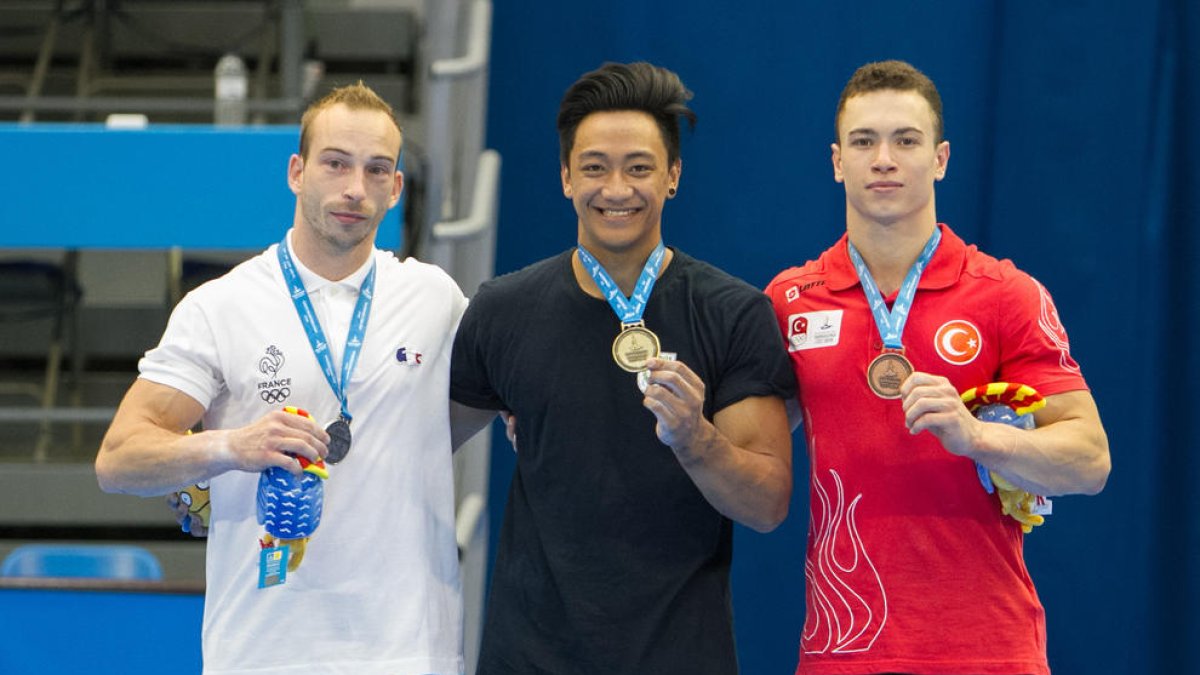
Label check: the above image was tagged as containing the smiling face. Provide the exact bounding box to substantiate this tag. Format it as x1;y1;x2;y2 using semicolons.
832;89;949;233
561;110;681;260
288;103;402;268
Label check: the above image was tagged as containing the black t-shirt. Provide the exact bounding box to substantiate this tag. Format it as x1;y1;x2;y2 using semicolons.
452;249;796;675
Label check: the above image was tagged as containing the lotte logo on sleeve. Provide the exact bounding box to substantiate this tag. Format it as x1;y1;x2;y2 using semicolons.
934;320;981;365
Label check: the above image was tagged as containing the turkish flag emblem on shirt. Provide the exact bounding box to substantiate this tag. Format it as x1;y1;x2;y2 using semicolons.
934;319;982;365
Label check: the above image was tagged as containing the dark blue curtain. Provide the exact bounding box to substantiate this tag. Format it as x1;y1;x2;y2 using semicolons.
483;2;1199;672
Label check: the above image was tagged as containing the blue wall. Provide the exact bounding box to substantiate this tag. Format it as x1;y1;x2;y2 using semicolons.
484;2;1199;674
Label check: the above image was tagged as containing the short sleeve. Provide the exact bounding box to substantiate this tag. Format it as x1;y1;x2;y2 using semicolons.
449;285;504;411
996;272;1089;397
138;293;225;409
711;291;799;414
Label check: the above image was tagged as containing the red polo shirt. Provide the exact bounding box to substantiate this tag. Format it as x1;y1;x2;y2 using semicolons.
766;224;1087;675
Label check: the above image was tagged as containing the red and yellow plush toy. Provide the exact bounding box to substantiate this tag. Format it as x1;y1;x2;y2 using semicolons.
960;383;1051;534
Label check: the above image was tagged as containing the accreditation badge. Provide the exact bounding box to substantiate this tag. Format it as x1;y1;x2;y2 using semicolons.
637;351;677;393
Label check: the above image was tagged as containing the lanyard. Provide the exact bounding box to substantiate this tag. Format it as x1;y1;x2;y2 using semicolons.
576;240;666;324
276;236;375;424
847;227;941;349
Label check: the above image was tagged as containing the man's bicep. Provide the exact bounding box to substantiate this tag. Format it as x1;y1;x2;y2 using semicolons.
713;395;793;465
109;379;206;437
1034;389;1101;428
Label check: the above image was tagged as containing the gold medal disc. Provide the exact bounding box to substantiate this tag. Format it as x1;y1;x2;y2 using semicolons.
612;325;661;372
867;351;913;399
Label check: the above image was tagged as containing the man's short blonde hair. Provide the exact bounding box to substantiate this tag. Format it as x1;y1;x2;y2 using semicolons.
298;81;402;159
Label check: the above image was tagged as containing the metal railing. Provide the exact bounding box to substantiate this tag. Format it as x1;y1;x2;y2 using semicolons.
421;2;499;671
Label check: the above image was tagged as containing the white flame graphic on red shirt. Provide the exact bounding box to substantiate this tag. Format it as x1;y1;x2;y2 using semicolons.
803;468;887;655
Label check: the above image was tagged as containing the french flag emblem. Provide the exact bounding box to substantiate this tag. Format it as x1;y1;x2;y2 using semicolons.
396;347;422;366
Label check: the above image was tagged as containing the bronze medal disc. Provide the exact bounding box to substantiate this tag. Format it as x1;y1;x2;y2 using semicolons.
866;351;913;399
612;325;661;373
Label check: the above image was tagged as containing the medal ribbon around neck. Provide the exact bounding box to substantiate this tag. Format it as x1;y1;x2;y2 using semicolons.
277;236;374;444
576;240;666;324
577;240;666;373
847;227;941;350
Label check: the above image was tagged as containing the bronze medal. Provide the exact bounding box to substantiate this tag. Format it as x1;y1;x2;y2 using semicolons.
866;351;913;399
612;323;661;373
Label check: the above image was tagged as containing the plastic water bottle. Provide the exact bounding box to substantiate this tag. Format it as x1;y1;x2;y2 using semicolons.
214;53;248;126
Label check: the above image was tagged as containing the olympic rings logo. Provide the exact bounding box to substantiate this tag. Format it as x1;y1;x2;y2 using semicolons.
260;388;291;404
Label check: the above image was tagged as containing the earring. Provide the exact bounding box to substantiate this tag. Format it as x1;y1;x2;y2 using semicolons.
668;187;677;197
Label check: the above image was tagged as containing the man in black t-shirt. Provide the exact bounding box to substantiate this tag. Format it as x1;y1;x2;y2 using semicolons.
450;62;797;674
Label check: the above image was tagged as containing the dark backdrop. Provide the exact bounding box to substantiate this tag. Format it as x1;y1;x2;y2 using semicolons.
481;2;1198;673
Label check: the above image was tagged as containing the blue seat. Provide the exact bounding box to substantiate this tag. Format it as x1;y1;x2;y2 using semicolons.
1;544;163;581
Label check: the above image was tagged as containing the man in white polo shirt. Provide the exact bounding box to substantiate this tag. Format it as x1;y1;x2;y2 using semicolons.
96;82;469;675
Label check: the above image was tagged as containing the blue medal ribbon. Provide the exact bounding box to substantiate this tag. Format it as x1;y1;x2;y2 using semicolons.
847;227;941;350
576;240;666;325
277;236;375;425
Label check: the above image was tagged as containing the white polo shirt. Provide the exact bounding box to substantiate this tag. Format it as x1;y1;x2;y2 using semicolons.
141;231;468;675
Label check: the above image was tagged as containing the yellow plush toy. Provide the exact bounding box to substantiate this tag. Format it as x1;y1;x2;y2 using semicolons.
176;429;211;534
990;474;1045;533
179;481;211;529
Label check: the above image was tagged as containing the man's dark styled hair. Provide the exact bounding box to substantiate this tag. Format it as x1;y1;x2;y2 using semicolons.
557;62;697;165
835;60;944;144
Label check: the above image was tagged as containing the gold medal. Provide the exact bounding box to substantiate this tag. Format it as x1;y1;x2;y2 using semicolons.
867;350;913;399
612;322;661;372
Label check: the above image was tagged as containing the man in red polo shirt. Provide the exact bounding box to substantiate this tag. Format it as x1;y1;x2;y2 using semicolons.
765;60;1111;675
